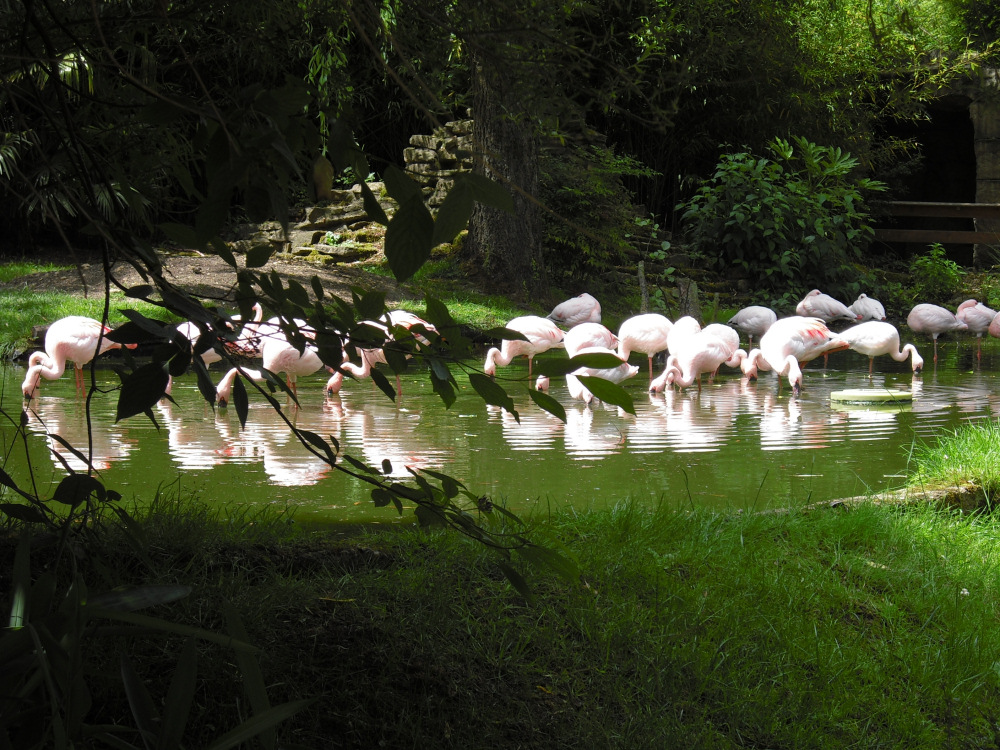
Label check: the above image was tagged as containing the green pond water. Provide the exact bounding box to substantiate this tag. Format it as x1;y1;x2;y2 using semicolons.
4;341;1000;527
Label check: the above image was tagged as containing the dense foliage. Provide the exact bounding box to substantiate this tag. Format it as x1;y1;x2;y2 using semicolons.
678;137;886;304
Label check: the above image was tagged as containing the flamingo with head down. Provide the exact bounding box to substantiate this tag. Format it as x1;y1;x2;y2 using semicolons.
795;289;861;324
22;316;137;399
483;315;564;384
216;330;325;407
758;316;849;396
838;321;923;375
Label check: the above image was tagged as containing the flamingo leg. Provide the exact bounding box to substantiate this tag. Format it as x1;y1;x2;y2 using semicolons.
933;337;939;364
868;357;874;377
75;365;85;393
647;357;654;382
396;374;402;398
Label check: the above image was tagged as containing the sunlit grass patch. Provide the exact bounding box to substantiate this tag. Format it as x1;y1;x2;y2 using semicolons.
0;288;179;354
910;418;1000;499
0;260;71;283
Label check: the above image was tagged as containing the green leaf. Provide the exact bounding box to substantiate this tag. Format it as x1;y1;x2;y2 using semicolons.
245;243;274;269
234;373;250;429
384;194;434;283
528;388;567;423
576;376;635;414
52;474;106;507
369;368;397;402
358;181;388;225
431;179;474;247
0;502;47;524
116;363;170;422
203;700;314;750
89;585;192;613
159;638;199;750
464;172;515;213
371;488;394;508
469;373;518;421
496;561;534;604
120;654;160;739
223;602;275;750
382;164;423;204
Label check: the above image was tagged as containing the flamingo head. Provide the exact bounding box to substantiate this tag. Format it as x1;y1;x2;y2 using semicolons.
535;374;550;392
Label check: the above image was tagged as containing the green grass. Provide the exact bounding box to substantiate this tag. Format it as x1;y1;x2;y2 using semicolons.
0;288;179;354
910;419;1000;500
32;494;1000;748
0;260;70;284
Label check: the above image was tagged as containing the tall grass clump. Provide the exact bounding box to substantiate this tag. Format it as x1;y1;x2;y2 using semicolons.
910;419;1000;500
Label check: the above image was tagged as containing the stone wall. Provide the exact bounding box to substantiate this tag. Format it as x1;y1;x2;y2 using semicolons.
402;118;475;208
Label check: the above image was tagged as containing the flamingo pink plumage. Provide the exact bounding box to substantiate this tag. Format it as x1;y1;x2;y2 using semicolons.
956;299;997;360
564;322;617;358
617;313;673;381
838;321;923;375
484;315;564;384
906;303;968;363
565;346;637;404
759;316;849;395
650;330;734;393
727;305;777;346
795;289;861;323
848;293;886;322
547;293;601;327
216;330;324;407
22;316;136;398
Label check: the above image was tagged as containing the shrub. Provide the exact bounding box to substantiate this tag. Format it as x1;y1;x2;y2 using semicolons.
677;136;886;300
910;243;965;303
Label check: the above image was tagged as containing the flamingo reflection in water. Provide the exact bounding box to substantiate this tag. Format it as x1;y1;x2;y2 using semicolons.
24;396;135;473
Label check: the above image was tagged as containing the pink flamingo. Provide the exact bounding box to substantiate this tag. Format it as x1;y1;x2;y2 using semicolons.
838;321;923;375
547;293;601;327
740;348;772;380
22;316;136;398
333;310;438;397
906;303;968;363
701;323;748;372
564;322;617;358
989;310;1000;340
956;299;996;360
650;330;734;393
848;293;886;322
727;305;777;346
759;316;849;395
216;330;324;407
617;313;673;381
565;346;638;404
795;289;861;324
483;315;564;384
666;315;702;354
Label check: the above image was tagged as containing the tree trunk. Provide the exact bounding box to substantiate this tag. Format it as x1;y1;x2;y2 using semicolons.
465;46;547;297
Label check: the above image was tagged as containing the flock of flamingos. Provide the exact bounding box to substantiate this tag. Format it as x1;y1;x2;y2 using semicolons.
17;289;994;407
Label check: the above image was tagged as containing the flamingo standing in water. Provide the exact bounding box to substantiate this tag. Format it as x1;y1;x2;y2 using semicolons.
838;321;923;375
22;316;136;398
216;330;324;407
547;293;601;327
483;315;564;385
727;306;776;347
650;330;734;393
332;310;438;397
617;313;672;381
956;299;996;361
906;303;968;363
565;346;637;404
759;316;849;395
848;293;886;322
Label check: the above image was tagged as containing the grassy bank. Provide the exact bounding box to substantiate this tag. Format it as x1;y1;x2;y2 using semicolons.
17;493;1000;748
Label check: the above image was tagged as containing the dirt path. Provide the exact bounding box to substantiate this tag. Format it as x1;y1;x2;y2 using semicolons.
1;250;406;305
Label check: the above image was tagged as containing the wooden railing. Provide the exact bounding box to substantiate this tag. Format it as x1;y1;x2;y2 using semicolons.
874;201;1000;245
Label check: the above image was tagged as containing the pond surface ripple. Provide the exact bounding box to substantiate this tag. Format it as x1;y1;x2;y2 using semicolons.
3;346;1000;524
